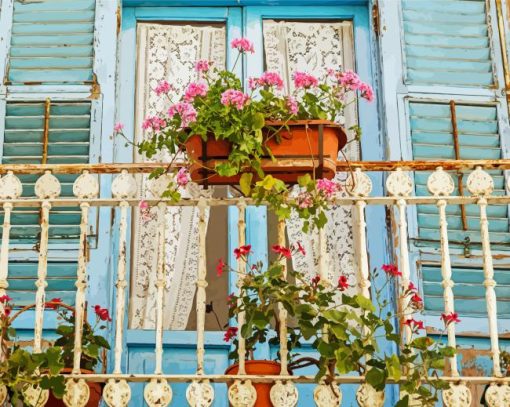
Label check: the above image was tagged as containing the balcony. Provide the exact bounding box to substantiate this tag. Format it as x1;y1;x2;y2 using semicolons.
0;159;509;407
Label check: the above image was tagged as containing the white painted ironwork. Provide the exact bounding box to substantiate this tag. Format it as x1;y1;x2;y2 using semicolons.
0;162;507;406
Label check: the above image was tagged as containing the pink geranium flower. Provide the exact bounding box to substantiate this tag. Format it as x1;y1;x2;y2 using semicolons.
359;82;374;102
168;102;198;128
317;178;340;198
258;71;284;89
337;70;362;91
286;96;299;115
142;116;166;132
221;89;250;110
293;72;318;89
154;80;173;96
231;37;255;53
176;168;190;187
195;60;211;73
184;81;208;102
114;122;124;133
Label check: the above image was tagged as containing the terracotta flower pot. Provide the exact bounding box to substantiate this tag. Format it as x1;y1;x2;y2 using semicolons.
45;368;102;407
185;120;347;185
225;360;286;407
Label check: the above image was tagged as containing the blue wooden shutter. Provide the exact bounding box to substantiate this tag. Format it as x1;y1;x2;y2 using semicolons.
1;100;91;242
7;0;96;85
421;265;510;318
402;0;493;87
410;101;509;248
8;261;78;306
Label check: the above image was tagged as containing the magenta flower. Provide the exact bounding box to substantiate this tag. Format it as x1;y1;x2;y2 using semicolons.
114;122;124;133
221;89;250;110
258;71;284;89
359;82;374;102
297;191;313;208
441;312;461;326
286;96;299;115
0;295;12;304
176;167;190;187
195;59;211;73
224;326;238;342
317;178;339;198
168;102;198;128
248;77;259;90
404;318;424;331
139;200;154;223
142;116;166;132
230;37;255;53
337;70;362;91
184;81;208;102
293;72;318;89
154;80;173;96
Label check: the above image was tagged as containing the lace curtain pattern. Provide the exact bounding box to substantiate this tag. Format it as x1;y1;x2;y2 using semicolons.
263;20;360;293
130;23;226;330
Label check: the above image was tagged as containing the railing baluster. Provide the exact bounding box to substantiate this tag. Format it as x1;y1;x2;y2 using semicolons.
103;170;137;407
427;168;472;407
314;209;343;407
467;167;510;405
23;171;62;406
227;198;257;407
187;197;215;407
145;176;173;407
270;219;299;407
63;171;99;407
347;169;385;407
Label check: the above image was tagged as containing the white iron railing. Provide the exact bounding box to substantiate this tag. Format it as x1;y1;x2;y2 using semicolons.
0;161;509;407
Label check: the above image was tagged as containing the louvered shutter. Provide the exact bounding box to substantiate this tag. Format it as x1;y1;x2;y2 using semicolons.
410;102;509;248
1;101;91;242
8;261;78;306
7;0;96;85
421;265;510;318
402;0;493;87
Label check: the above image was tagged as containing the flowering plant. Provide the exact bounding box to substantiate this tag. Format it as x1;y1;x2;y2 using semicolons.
0;297;111;404
115;37;373;230
222;247;457;406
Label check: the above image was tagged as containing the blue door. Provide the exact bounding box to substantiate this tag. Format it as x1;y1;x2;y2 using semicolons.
118;3;381;406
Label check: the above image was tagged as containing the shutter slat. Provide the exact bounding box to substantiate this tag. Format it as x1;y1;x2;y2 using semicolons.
402;0;493;87
8;0;96;85
422;265;510;317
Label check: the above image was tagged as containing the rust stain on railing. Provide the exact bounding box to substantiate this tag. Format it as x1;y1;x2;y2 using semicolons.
1;159;510;174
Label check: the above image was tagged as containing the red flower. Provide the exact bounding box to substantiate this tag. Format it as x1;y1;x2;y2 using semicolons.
271;245;292;259
4;307;11;317
234;245;252;259
296;242;306;256
382;264;402;277
408;282;417;292
441;312;461;326
410;293;422;304
404;318;424;331
94;305;112;322
311;275;321;288
216;259;227;277
0;295;12;303
46;298;62;310
224;326;238;342
227;293;236;309
338;276;349;291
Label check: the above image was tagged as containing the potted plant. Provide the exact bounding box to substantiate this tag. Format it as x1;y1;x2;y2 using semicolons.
44;299;111;406
0;297;111;406
0;295;65;407
220;245;457;406
114;37;373;230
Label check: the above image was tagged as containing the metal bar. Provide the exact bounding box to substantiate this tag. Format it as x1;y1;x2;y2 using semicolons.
112;201;129;374
495;0;510;99
450;100;468;231
236;199;247;375
72;202;90;374
4;159;510;174
195;198;208;376
277;219;288;375
33;200;51;353
478;196;502;376
154;201;166;375
47;374;510;385
42;98;51;165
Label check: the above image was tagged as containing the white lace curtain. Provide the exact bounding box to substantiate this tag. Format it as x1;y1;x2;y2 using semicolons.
263;20;360;292
129;23;226;330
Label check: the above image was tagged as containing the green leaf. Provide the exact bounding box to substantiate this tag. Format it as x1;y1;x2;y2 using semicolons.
365;368;386;391
330;325;348;341
395;395;409;407
257;175;277;191
240;173;253;196
386;354;401;381
252;113;265;130
355;295;376;312
297;174;311;187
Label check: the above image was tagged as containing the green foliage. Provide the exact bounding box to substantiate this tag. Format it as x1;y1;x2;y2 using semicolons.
226;251;456;405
